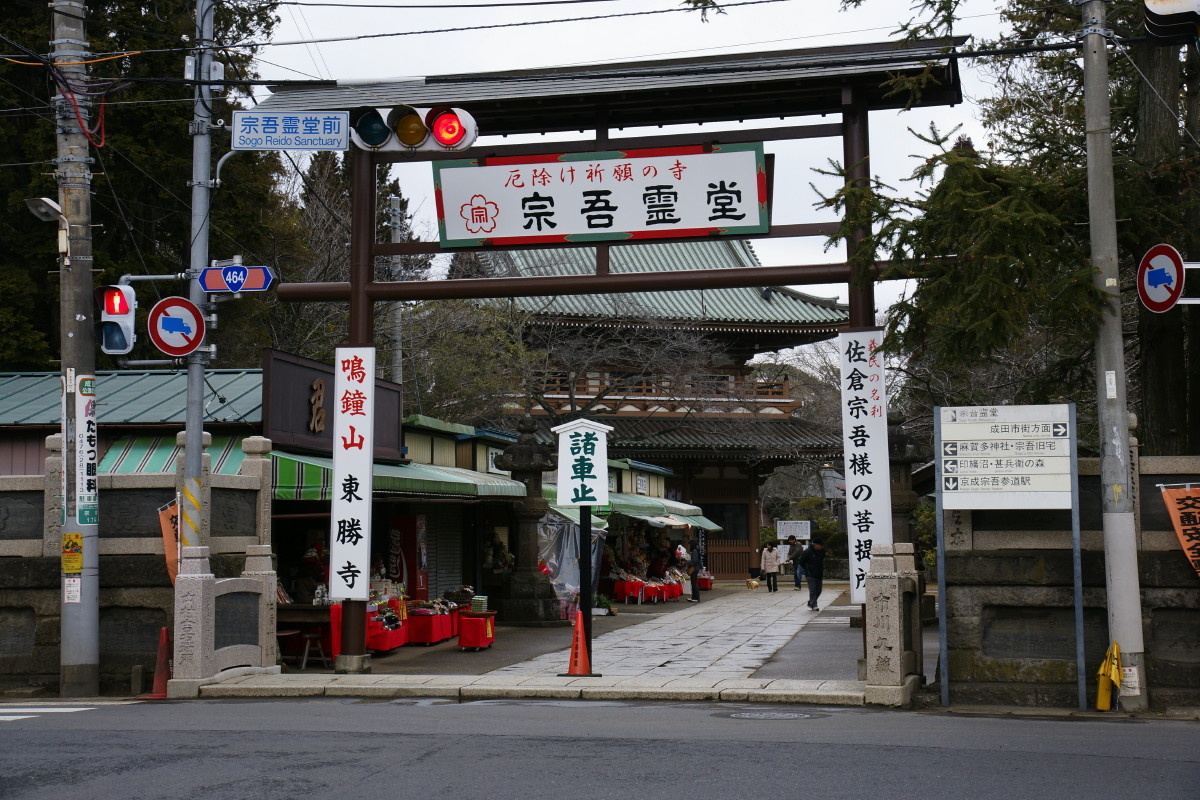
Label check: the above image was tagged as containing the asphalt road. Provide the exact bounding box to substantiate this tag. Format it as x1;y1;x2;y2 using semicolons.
1;698;1196;800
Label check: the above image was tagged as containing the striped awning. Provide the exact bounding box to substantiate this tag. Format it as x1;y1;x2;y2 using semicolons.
100;435;246;476
419;464;525;497
272;451;518;501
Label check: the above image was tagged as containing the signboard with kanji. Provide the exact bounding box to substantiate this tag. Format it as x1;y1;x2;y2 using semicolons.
839;330;894;603
551;419;613;507
328;347;376;601
231;110;349;151
74;375;98;526
938;404;1073;510
434;143;767;247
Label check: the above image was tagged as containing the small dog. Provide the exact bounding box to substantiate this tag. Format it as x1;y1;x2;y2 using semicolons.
745;578;760;591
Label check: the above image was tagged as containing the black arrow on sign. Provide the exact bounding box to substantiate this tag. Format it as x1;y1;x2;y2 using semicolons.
944;477;959;491
1052;423;1068;437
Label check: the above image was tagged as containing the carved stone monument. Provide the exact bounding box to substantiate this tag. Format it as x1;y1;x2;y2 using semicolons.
862;542;925;707
493;416;566;625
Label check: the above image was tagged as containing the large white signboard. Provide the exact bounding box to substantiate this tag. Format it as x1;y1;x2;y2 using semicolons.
328;347;376;601
839;330;893;603
434;143;767;247
551;419;613;507
938;404;1073;510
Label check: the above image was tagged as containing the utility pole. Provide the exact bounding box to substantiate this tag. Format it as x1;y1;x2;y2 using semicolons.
50;0;100;698
182;0;216;550
1081;0;1148;710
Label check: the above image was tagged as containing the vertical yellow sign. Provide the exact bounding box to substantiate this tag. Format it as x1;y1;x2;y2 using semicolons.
61;532;83;574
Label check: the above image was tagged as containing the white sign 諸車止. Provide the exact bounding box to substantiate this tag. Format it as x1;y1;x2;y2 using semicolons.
551;419;613;507
328;347;375;601
839;330;893;603
434;143;767;247
231;110;349;151
938;404;1073;510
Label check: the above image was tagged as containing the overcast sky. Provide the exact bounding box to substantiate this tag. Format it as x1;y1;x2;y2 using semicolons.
246;0;1006;310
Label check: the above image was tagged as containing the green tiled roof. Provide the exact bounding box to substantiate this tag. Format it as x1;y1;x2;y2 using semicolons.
480;240;847;329
0;370;262;426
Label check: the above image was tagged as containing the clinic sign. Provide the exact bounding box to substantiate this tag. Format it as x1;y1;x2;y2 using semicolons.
328;347;376;601
231;110;349;151
434;143;767;247
937;404;1073;510
839;330;893;603
551;419;613;507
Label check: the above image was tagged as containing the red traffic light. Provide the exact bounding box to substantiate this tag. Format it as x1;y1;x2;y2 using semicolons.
103;287;130;316
427;107;467;148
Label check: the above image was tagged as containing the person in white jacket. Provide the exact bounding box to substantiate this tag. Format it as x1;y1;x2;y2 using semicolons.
759;542;782;592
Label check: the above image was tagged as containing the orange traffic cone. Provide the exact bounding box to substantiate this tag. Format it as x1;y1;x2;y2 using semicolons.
142;626;171;699
559;610;597;677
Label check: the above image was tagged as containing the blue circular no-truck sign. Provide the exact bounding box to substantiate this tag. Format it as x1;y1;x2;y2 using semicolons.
147;296;205;357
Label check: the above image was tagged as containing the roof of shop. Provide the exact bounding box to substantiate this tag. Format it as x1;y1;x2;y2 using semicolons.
0;370;262;427
255;38;965;134
479;241;846;331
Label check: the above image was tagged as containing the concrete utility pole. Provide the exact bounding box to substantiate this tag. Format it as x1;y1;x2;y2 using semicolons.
49;0;100;697
1081;0;1148;710
182;0;216;549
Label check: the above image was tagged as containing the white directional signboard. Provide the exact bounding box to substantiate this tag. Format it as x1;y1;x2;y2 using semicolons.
938;404;1073;510
231;110;349;151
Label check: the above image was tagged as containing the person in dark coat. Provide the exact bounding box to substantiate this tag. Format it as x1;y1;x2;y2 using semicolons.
797;537;826;610
785;534;805;591
687;539;704;602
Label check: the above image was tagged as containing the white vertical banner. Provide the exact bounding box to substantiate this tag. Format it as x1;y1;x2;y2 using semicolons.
328;347;375;601
74;375;98;526
839;330;893;603
550;419;614;506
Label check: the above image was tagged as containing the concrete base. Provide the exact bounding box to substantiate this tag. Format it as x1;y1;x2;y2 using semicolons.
167;665;281;699
865;674;922;708
334;654;372;674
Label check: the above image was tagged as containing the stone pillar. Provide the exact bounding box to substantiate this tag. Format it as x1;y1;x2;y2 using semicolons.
43;433;64;558
863;542;924;707
242;544;278;666
239;436;274;546
493;416;565;626
172;545;215;681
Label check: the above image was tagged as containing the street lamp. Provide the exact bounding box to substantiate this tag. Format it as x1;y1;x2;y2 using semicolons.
25;197;71;266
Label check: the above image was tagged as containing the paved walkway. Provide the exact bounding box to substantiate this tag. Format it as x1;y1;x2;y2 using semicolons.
198;582;868;704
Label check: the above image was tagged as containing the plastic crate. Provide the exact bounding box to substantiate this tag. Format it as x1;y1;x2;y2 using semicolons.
471;595;488;612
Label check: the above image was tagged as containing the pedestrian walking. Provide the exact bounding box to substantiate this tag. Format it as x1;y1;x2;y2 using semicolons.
687;538;703;602
785;534;806;591
759;541;781;592
797;537;826;609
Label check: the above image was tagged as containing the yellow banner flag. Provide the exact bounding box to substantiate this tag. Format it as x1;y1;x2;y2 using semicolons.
1096;641;1122;711
1159;486;1200;578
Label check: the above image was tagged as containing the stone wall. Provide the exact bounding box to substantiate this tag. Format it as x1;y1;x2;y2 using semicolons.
941;456;1200;709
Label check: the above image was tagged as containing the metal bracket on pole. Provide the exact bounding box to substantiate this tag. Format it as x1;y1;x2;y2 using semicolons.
119;273;187;283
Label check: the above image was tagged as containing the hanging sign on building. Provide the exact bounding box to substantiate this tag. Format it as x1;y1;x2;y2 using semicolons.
938;404;1073;510
328;347;376;601
551;419;614;507
434;143;767;247
839;330;893;603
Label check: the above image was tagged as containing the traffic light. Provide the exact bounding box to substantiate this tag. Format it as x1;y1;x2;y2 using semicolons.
95;284;136;355
350;106;478;152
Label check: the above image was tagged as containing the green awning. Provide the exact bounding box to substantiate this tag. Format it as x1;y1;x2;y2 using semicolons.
672;514;723;532
272;451;481;501
656;497;704;517
418;464;525;497
100;435;246;476
605;492;671;517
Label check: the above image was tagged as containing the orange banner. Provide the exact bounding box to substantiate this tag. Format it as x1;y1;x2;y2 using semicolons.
159;503;179;585
1159;486;1200;578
